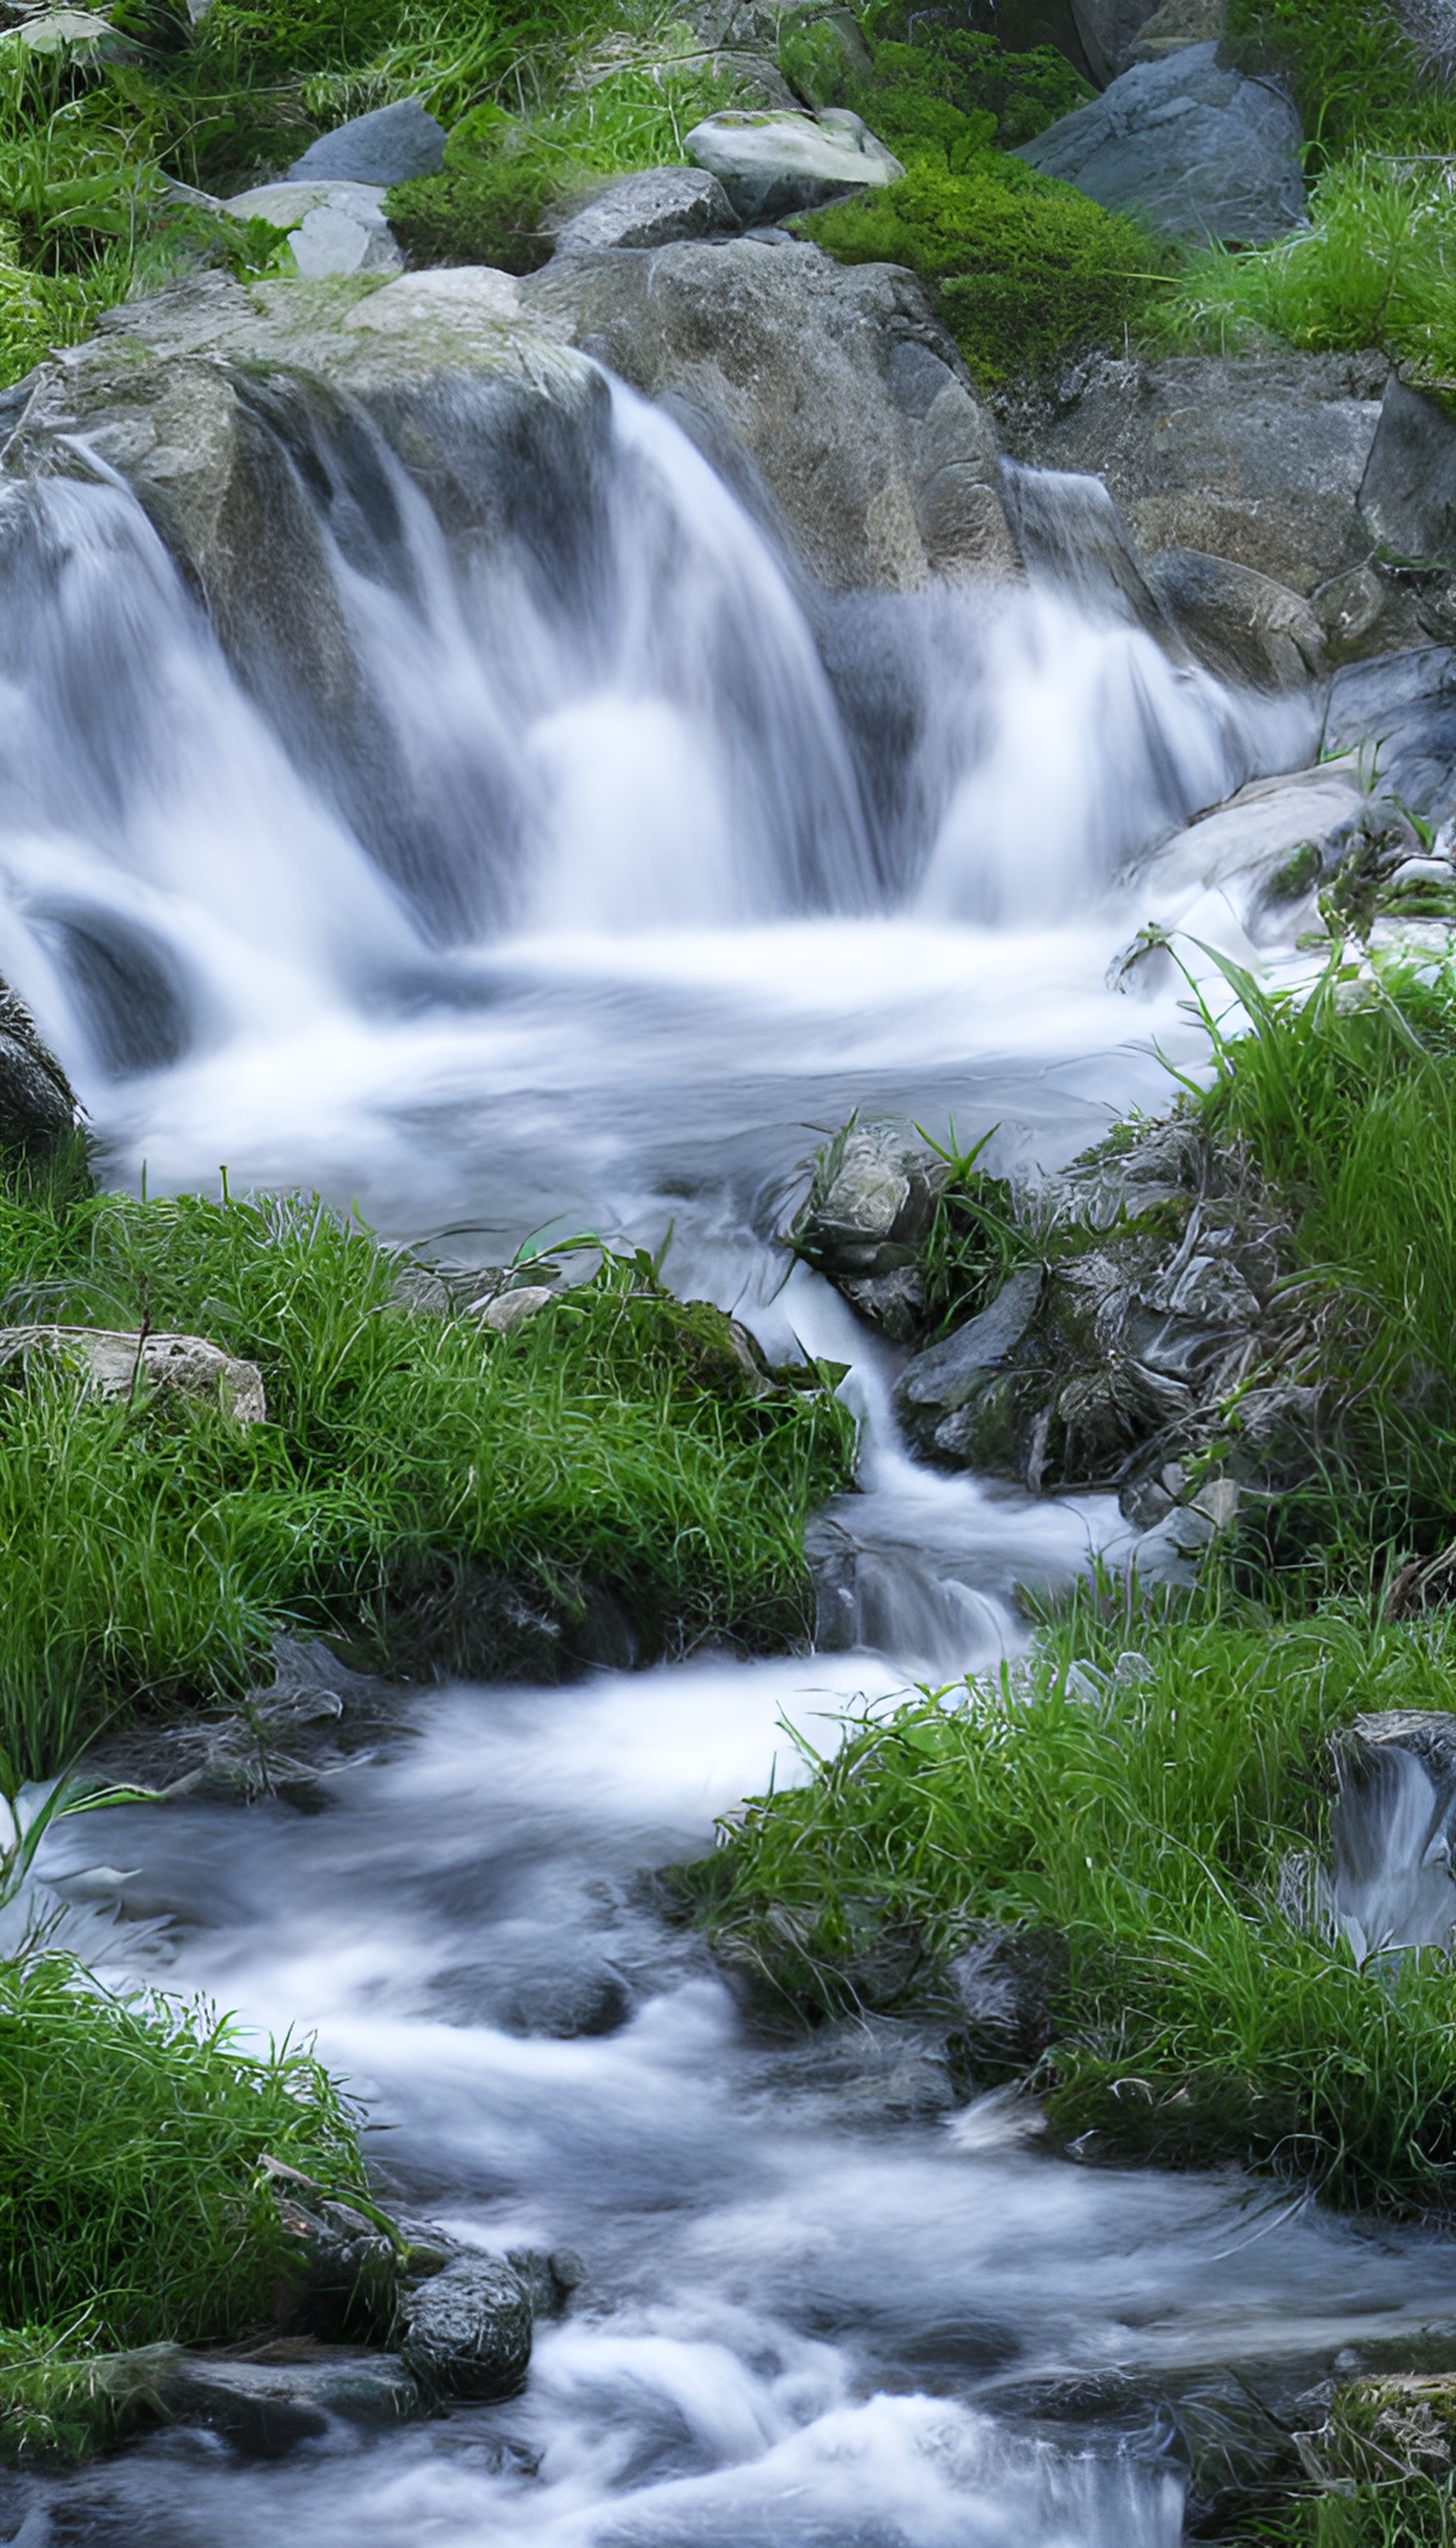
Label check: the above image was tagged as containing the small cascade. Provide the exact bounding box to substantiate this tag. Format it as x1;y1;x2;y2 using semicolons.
1327;1714;1456;1960
0;367;1314;1106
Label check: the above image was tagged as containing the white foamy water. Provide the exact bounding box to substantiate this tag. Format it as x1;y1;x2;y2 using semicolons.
0;363;1440;2545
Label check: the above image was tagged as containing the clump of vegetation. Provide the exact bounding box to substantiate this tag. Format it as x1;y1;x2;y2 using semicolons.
1155;158;1456;377
678;1584;1456;2217
1245;2475;1455;2544
387;34;742;273
797;146;1157;384
1224;0;1451;163
784;14;1091;147
0;1957;370;2460
0;1172;855;1774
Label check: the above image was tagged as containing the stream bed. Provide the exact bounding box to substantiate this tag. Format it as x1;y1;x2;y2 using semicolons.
1;375;1452;2542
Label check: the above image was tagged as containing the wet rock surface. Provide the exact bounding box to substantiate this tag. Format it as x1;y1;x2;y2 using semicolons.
1142;545;1326;690
157;2345;422;2456
788;1118;947;1339
521;240;1015;591
1005;349;1389;599
0;975;80;1158
1016;43;1304;245
398;2253;535;2402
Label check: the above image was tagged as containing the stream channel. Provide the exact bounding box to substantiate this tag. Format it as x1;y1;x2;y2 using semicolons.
1;372;1454;2544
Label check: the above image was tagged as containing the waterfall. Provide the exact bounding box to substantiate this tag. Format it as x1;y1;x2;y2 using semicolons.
0;365;1309;1110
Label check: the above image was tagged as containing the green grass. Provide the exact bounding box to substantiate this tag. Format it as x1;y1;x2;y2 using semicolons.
1224;0;1455;165
1154;158;1456;380
0;1956;369;2458
680;1584;1456;2215
0;1175;855;1773
1172;951;1456;1574
1245;2478;1456;2544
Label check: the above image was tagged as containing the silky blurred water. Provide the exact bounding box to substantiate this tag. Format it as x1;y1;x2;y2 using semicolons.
1;363;1440;2547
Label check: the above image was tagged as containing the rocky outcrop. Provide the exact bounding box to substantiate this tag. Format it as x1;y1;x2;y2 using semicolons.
1005;350;1389;598
521;241;1016;589
0;1327;266;1420
1356;372;1456;569
1017;44;1304;244
0;976;80;1158
788;1118;947;1338
685;106;904;222
547;166;739;255
285;100;446;187
1142;545;1326;689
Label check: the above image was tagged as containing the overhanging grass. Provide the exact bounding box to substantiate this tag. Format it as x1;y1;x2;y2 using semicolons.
0;1955;368;2458
0;1179;855;1772
682;1586;1456;2214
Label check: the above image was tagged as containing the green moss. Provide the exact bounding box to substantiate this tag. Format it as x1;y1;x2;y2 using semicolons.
797;151;1159;385
855;29;1092;151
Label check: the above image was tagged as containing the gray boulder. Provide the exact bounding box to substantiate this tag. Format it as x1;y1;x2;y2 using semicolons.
399;2253;535;2402
0;1327;265;1420
685;107;903;223
225;179;402;279
1007;349;1388;596
286;100;446;188
1358;373;1456;568
159;2348;422;2457
520;242;1015;591
896;1265;1044;1465
548;166;739;255
1322;644;1456;815
0;977;79;1157
789;1119;947;1339
1016;43;1305;245
1143;546;1325;689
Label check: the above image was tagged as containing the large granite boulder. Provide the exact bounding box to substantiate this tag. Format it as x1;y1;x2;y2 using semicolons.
685;107;903;223
286;100;446;188
1006;349;1388;597
0;271;606;923
225;179;402;279
547;166;739;255
521;240;1015;590
1017;43;1305;244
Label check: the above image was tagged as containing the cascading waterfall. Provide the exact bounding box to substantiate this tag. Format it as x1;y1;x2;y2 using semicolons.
0;371;1307;1118
6;351;1428;2548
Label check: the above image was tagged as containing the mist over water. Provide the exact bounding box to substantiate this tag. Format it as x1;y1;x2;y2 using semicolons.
1;366;1431;2546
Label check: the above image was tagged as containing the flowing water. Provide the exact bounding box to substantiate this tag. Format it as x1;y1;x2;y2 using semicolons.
2;365;1452;2544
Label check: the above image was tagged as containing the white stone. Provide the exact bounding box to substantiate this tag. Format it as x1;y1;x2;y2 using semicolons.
0;1327;266;1422
685;109;903;223
225;180;402;279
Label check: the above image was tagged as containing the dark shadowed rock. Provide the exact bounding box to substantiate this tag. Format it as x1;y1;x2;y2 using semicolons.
1069;0;1161;84
159;2348;422;2458
0;977;80;1157
399;2253;534;2402
1322;646;1456;813
520;241;1015;591
1016;45;1304;244
548;166;739;255
1358;372;1456;568
1143;546;1325;689
1007;349;1388;595
896;1265;1044;1464
287;100;445;187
